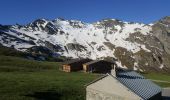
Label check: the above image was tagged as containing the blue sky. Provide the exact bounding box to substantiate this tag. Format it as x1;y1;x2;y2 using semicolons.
0;0;170;25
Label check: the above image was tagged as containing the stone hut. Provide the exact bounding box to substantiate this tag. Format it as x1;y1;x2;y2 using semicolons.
62;58;91;72
86;68;162;100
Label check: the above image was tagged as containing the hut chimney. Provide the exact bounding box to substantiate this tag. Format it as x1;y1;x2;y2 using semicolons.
111;64;116;77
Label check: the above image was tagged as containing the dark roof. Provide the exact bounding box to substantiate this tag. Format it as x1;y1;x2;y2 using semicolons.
83;60;99;65
63;58;81;65
116;70;162;100
83;60;115;66
63;58;91;65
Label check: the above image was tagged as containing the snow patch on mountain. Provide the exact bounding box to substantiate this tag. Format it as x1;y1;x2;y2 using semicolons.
0;19;153;60
1;17;170;72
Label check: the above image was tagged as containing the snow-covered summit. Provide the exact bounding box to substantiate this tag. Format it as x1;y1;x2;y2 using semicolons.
0;17;170;72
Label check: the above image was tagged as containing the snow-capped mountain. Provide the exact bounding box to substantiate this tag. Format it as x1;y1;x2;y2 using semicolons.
0;17;170;72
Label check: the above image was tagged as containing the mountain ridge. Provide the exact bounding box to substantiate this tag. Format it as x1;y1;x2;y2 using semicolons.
0;16;170;72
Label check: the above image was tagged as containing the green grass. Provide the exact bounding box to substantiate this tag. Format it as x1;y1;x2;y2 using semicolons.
0;55;170;100
0;55;61;72
0;71;98;100
0;56;99;100
142;73;170;87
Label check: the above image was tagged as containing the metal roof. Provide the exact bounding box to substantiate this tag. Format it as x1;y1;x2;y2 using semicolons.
116;70;162;100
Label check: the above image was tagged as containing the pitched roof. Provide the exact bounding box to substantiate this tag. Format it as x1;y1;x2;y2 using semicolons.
86;73;142;100
63;58;92;65
83;60;99;65
116;70;162;100
85;67;122;87
86;69;161;99
62;58;80;65
83;60;115;66
85;74;108;87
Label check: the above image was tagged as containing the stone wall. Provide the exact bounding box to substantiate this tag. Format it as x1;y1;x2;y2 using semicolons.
86;88;126;100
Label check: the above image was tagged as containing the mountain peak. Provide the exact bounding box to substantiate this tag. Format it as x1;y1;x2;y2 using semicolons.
157;16;170;24
31;18;48;25
0;17;170;72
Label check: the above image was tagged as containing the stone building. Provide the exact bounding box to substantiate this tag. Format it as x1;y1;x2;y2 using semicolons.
86;68;162;100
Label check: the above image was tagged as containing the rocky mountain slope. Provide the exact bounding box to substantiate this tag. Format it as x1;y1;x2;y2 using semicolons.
0;17;170;72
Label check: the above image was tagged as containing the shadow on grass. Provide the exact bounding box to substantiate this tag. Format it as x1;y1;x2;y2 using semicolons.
25;91;62;100
25;89;85;100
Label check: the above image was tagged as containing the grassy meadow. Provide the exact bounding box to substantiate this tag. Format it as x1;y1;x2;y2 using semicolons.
142;72;170;87
0;46;170;100
0;55;99;100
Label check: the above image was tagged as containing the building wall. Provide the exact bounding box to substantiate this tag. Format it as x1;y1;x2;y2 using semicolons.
84;61;113;73
62;65;71;72
83;64;87;72
70;59;92;71
86;88;126;100
148;92;162;100
86;75;141;100
70;62;84;71
63;59;92;72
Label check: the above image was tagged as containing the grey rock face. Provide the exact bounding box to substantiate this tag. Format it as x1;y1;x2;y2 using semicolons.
152;16;170;54
66;43;87;52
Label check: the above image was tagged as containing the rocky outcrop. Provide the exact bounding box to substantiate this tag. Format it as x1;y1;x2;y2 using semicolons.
152;16;170;54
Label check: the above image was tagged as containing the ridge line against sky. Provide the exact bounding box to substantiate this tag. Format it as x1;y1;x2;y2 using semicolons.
0;0;170;25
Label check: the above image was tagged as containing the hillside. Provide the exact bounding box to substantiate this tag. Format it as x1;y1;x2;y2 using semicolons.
0;48;170;100
0;56;170;100
0;44;64;62
0;45;100;100
0;17;170;72
0;55;100;100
